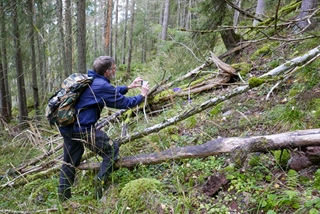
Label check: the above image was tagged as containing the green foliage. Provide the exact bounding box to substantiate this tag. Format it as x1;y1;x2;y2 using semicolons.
119;178;163;210
184;115;197;129
268;103;307;130
314;169;320;190
272;149;291;167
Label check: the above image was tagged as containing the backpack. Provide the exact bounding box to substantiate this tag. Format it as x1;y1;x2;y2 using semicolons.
45;73;94;127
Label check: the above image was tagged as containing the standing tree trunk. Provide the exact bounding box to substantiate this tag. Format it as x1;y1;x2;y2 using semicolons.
186;0;192;29
65;0;73;76
94;0;98;52
57;0;68;78
0;60;8;123
253;0;265;26
12;1;28;123
141;1;148;63
233;0;242;27
122;0;129;64
220;29;241;51
114;0;119;63
296;0;318;32
27;0;40;116
161;0;170;40
77;0;86;73
105;0;113;55
36;0;48;98
126;0;135;77
0;1;11;122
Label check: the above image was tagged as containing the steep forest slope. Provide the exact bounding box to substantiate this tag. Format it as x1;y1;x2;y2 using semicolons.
1;37;319;214
0;1;320;214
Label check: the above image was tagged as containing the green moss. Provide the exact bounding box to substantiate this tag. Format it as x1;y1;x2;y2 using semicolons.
120;178;163;210
232;62;252;77
150;89;174;104
250;45;271;60
248;77;266;88
209;102;224;116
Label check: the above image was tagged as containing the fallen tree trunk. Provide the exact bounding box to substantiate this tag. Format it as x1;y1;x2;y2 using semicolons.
260;45;320;78
4;129;319;188
77;128;320;170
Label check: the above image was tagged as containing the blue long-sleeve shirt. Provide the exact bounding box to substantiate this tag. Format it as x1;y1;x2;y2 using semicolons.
60;70;144;133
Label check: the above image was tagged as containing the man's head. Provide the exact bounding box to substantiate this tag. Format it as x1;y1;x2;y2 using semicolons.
93;56;116;79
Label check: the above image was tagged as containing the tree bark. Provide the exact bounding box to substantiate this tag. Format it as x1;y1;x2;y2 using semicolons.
121;0;129;64
56;0;68;78
0;1;11;122
161;0;170;40
36;1;48;98
296;0;318;32
0;61;6;123
114;0;119;63
126;0;135;76
12;1;28;123
253;0;265;26
65;0;73;76
105;0;112;54
77;0;86;73
233;0;242;27
27;0;40;116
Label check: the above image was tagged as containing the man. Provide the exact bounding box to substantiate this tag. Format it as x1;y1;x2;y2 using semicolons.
58;56;149;201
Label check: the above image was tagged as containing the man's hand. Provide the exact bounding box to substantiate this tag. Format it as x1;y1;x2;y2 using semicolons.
128;77;143;89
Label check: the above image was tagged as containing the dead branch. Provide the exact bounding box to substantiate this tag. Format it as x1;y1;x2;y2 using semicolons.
210;52;237;75
261;45;320;77
155;57;215;94
115;84;250;146
15;142;63;172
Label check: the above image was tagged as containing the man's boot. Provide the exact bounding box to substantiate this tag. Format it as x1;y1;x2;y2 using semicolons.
94;178;104;200
58;188;71;202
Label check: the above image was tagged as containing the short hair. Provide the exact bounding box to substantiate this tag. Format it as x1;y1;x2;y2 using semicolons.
93;56;115;76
